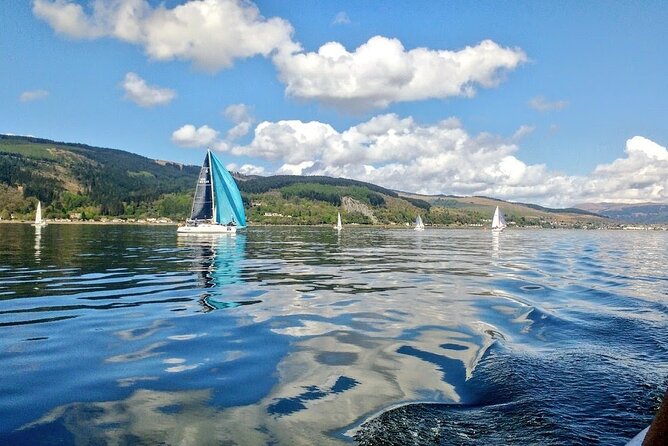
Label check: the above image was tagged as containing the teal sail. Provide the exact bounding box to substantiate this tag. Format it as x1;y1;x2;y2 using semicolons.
209;151;247;228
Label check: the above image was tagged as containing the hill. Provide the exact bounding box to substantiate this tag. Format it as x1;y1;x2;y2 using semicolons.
575;202;668;224
0;134;199;220
1;134;613;227
397;192;606;228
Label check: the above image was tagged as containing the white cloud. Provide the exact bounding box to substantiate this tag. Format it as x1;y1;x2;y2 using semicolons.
332;11;351;25
174;104;254;151
223;104;254;140
35;1;527;110
277;161;315;175
193;114;667;207
32;0;103;38
226;163;265;175
171;124;219;147
529;95;569;111
579;136;668;203
512;125;534;141
33;0;296;71
20;90;49;102
122;72;175;107
273;37;527;110
204;114;555;201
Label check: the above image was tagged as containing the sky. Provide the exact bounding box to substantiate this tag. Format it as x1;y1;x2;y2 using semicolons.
1;0;667;207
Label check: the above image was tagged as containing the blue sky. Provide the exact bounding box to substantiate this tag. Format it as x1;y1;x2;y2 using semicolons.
2;0;667;206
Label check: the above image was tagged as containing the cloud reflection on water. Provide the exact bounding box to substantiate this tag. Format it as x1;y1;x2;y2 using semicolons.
7;227;667;445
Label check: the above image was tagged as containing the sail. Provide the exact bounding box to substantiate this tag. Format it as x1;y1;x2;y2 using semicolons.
35;201;42;224
414;215;424;230
189;154;214;221
335;212;342;230
209;151;247;227
492;206;506;230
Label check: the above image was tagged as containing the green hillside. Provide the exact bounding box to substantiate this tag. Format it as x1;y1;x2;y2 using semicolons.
0;134;609;227
0;135;199;220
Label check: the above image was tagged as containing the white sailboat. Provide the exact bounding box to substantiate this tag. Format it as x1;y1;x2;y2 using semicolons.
491;206;507;231
334;212;343;231
414;215;425;231
177;150;247;234
32;201;46;227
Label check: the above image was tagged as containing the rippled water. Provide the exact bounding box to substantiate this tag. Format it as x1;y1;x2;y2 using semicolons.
0;224;666;445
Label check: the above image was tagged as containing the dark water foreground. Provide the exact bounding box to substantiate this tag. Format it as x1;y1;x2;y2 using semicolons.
0;224;666;445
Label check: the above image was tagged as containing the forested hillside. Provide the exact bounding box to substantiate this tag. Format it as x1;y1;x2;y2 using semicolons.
0;135;199;220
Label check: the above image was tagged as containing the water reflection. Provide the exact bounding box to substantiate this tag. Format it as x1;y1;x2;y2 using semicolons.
33;225;42;261
492;230;499;258
18;389;225;445
178;234;260;311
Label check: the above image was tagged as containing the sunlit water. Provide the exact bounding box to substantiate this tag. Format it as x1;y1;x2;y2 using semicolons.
0;224;666;445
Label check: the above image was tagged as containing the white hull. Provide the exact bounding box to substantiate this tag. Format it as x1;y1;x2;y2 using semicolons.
177;224;237;234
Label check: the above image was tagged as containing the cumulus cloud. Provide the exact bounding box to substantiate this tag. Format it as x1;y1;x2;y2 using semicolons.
578;136;668;203
223;103;254;140
191;114;667;206
529;95;569;111
35;1;527;110
32;0;103;38
20;90;49;102
171;124;219;147
205;114;555;202
122;72;175;107
33;0;296;71
173;103;254;152
273;37;527;110
226;162;265;175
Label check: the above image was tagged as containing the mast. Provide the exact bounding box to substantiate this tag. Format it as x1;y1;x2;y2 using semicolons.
208;150;217;224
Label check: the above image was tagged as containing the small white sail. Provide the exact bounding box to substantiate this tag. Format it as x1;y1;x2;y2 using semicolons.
335;212;343;231
491;206;507;231
414;215;425;231
32;201;46;227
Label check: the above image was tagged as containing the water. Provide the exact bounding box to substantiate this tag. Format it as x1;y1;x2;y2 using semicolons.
0;224;666;445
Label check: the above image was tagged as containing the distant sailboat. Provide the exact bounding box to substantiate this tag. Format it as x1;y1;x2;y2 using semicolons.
414;215;425;231
491;206;507;231
177;150;246;234
334;212;343;231
32;201;46;227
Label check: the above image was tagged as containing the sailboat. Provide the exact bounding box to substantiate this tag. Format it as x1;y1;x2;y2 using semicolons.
414;215;425;231
334;212;342;231
177;150;246;234
32;201;46;227
491;206;507;231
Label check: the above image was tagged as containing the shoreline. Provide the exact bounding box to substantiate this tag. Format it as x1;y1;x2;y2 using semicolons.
1;220;666;230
